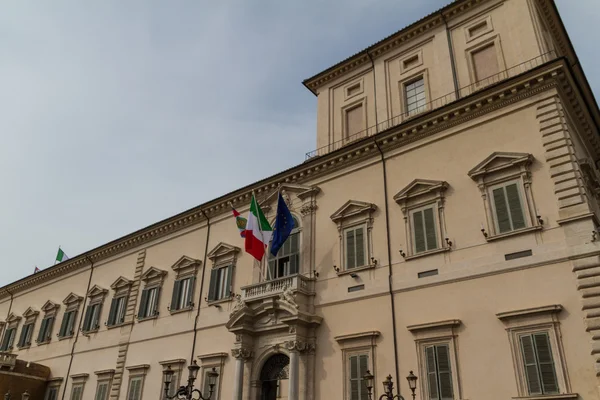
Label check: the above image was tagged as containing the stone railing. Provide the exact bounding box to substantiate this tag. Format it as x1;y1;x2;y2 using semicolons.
241;274;313;301
0;351;17;370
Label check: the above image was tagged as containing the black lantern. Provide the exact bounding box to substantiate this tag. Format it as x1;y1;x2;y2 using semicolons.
406;371;418;400
163;361;219;400
363;371;418;400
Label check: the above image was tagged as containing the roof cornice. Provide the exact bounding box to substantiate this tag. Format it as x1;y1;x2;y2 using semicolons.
302;0;492;95
0;59;572;300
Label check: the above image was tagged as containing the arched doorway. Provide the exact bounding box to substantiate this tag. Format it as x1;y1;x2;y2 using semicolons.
260;353;290;400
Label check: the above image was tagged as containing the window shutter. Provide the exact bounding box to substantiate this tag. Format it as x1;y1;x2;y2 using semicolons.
7;329;15;349
493;187;512;233
520;334;542;395
349;355;359;400
436;345;454;400
107;298;118;326
346;229;356;269
59;313;69;337
359;354;369;400
46;317;55;341
506;183;526;230
188;276;196;306
225;265;233;298
17;326;27;347
93;304;102;329
153;287;161;316
37;318;49;343
138;289;149;319
83;305;93;332
424;208;438;251
171;280;181;310
425;346;439;400
95;383;108;400
355;227;365;268
26;324;33;345
120;296;128;323
68;311;77;335
413;211;426;253
533;333;558;394
208;269;218;301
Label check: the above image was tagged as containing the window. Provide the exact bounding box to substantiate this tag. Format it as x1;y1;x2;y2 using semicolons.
69;374;88;400
468;152;540;239
519;332;559;395
490;181;526;234
138;267;167;320
497;305;572;397
45;386;59;400
160;359;186;398
37;316;55;344
70;384;84;400
202;367;221;400
17;322;34;348
472;43;499;82
208;266;232;301
127;377;143;400
425;344;454;400
348;353;369;400
268;216;300;280
411;206;438;254
170;256;201;312
405;77;426;115
94;369;114;400
82;303;102;332
0;327;16;351
198;352;226;400
94;382;109;400
59;310;77;337
344;225;366;270
345;103;364;138
107;295;127;326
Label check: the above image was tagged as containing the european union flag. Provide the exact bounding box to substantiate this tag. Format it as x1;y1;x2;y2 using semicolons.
270;193;295;256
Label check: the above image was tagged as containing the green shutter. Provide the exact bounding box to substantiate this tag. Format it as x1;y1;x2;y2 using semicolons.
0;328;11;350
413;211;426;253
153;287;161;316
208;269;218;301
188;277;196;306
355;227;365;267
107;298;118;326
436;345;454;400
138;289;149;319
59;312;69;337
493;187;512;233
37;318;49;343
171;280;181;310
520;334;542;395
350;355;359;400
533;333;558;394
359;354;369;400
426;346;439;400
506;183;526;230
68;311;77;335
17;325;27;347
95;383;108;400
225;265;233;298
83;305;93;331
424;207;438;250
92;304;102;329
46;317;55;341
346;229;356;269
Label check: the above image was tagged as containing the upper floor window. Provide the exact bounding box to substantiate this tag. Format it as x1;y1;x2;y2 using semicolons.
138;267;167;320
394;180;450;259
170;256;201;313
466;37;505;88
80;286;107;334
37;300;60;345
343;100;366;140
519;332;558;395
405;77;426;116
206;242;240;303
268;216;300;279
331;201;376;273
17;307;39;349
0;313;21;351
468;152;542;240
60;292;84;338
107;277;132;327
472;43;499;82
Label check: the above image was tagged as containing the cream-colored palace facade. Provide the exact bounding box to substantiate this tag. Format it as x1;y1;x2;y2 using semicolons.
2;0;600;399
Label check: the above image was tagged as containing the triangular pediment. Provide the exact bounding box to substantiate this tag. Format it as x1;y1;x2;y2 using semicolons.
171;255;202;272
330;200;377;222
111;276;133;290
63;292;84;305
260;184;320;209
141;267;167;281
6;312;21;323
87;285;108;298
41;300;60;312
208;242;240;261
393;179;448;203
468;152;532;179
22;307;39;318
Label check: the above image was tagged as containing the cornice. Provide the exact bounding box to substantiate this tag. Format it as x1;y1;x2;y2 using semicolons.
0;59;571;301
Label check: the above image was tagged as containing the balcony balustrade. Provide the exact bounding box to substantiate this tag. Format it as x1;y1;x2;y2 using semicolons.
0;351;17;370
241;274;314;302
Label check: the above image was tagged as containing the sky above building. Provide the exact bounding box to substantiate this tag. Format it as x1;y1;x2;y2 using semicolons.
0;0;598;286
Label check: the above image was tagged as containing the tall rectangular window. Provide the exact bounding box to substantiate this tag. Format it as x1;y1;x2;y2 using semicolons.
59;310;77;337
268;224;300;280
405;77;426;115
37;316;55;343
348;354;369;400
491;181;526;234
345;104;364;138
344;225;366;270
171;277;195;311
208;266;233;302
127;376;144;400
95;382;109;400
519;332;559;395
45;387;59;400
425;344;454;400
202;367;220;400
472;43;499;82
0;327;16;351
138;287;160;319
107;296;127;326
411;206;438;254
17;322;34;348
70;384;84;400
82;303;102;332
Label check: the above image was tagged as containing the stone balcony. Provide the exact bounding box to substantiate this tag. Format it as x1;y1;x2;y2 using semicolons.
241;274;315;303
0;351;17;371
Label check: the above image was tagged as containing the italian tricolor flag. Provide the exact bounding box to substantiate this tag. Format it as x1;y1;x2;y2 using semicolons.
244;194;273;261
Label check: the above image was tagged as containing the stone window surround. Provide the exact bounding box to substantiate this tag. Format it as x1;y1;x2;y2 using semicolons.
106;276;133;329
496;304;576;399
59;292;84;340
394;179;451;260
344;77;365;101
341;97;368;140
170;256;202;314
46;377;64;400
37;300;60;345
1;313;21;351
465;34;506;86
399;68;430;118
464;15;494;42
335;331;380;400
17;307;39;349
399;49;424;75
468;152;543;241
69;373;89;400
94;369;115;400
160;358;186;396
80;286;106;335
125;364;150;400
206;243;240;306
407;319;462;400
330;200;377;275
138;267;167;322
198;352;228;400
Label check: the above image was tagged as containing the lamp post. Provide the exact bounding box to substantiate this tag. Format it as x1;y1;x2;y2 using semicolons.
363;370;418;400
163;360;219;400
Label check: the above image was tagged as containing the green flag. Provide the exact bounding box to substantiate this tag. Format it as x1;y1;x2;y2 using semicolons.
56;248;69;264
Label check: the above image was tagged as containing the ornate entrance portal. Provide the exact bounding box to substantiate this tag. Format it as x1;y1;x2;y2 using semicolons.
260;354;290;400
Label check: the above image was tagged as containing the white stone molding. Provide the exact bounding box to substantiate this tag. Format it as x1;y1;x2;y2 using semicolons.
171;255;202;279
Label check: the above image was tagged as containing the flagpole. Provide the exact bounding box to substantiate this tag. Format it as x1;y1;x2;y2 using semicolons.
252;191;267;283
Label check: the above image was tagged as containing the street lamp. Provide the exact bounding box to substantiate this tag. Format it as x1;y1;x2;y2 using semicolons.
363;370;418;400
163;361;219;400
21;392;29;400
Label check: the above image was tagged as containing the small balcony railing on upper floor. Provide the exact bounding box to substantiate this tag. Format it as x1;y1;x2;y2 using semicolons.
305;51;558;160
241;274;314;302
0;351;17;370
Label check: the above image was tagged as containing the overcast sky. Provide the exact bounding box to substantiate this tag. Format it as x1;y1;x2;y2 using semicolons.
0;0;598;286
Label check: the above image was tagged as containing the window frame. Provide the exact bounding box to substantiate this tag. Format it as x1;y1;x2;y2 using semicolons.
404;76;427;116
465;35;506;90
45;379;63;400
69;373;88;400
0;325;17;351
94;369;114;400
488;179;528;235
37;300;60;345
398;69;430;120
17;308;39;349
346;350;371;400
159;359;185;399
106;277;132;328
343;223;368;271
170;256;201;313
198;352;227;400
408;204;440;255
335;331;379;400
70;383;84;400
125;364;149;400
267;215;301;281
138;267;167;321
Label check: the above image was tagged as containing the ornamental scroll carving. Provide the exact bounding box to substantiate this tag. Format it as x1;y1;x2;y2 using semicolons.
231;348;253;360
279;285;299;309
284;340;315;353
